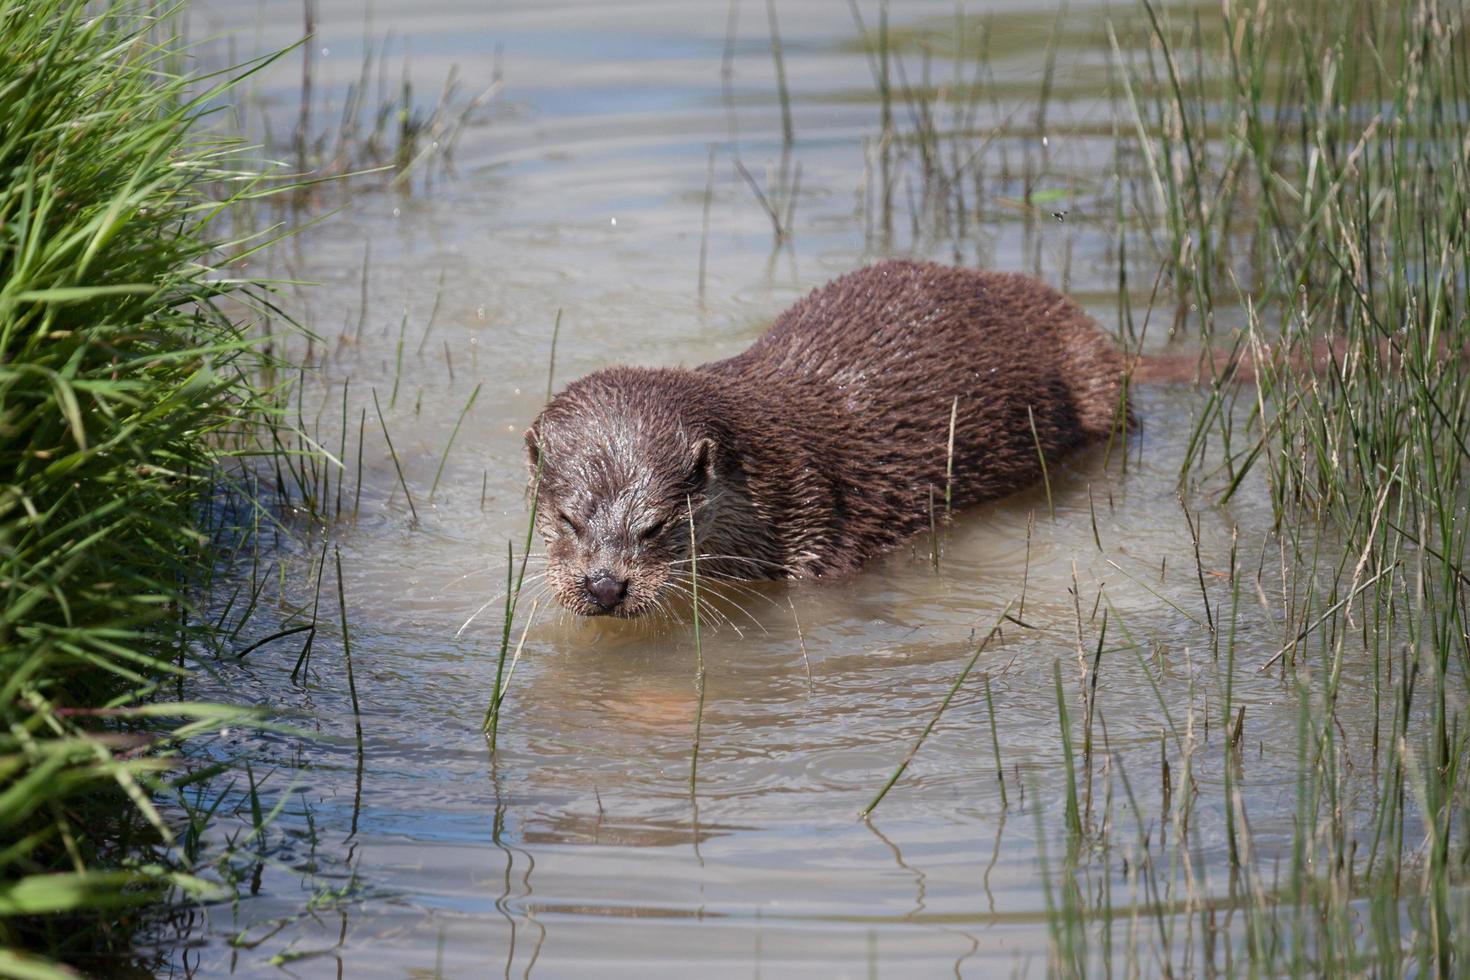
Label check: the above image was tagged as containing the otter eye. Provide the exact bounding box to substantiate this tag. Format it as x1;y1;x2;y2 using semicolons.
638;519;669;542
557;510;583;536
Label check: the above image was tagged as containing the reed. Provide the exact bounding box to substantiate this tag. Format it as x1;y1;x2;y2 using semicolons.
688;498;706;796
371;387;419;523
481;319;561;747
765;0;794;146
429;383;483;502
835;2;1469;970
1020;0;1470;971
860;603;1012;818
283;20;498;196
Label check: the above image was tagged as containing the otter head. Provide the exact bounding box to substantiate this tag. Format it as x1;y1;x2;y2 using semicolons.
523;368;726;618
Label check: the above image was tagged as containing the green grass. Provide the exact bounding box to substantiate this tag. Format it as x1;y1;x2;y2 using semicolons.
0;2;302;973
1029;0;1470;974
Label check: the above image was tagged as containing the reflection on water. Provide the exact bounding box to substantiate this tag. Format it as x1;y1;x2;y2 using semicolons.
161;0;1414;975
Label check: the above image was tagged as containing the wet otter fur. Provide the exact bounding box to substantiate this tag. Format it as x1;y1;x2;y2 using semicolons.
526;259;1134;618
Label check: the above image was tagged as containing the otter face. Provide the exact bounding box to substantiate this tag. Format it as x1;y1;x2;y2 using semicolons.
524;394;720;619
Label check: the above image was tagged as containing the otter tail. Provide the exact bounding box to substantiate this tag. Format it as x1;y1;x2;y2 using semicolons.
1129;335;1435;387
1130;347;1261;385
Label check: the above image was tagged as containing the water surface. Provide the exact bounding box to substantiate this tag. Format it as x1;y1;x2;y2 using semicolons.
165;1;1402;975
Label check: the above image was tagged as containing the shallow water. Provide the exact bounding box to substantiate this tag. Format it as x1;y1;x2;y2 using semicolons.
165;1;1405;975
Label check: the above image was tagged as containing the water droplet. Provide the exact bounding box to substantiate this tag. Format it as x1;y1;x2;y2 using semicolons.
610;217;618;226
321;47;330;56
392;207;400;217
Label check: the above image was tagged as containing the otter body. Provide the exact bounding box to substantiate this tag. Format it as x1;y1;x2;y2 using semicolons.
527;260;1129;617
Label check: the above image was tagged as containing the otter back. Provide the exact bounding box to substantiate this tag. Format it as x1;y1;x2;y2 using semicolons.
696;260;1130;574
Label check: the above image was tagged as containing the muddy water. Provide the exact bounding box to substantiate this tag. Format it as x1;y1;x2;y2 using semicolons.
169;1;1382;975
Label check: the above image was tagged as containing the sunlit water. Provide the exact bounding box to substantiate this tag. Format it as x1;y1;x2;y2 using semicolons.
160;1;1398;975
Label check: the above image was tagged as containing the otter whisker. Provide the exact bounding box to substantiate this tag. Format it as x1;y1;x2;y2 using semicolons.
532;580;572;629
454;571;552;616
435;566;549;606
432;563;502;595
652;594;681;632
699;585;770;634
684;574;784;611
638;590;670;632
660;578;729;631
671;574;767;634
687;554;792;573
667;553;798;577
662;576;744;637
456;595;500;637
458;567;555;637
666;559;794;616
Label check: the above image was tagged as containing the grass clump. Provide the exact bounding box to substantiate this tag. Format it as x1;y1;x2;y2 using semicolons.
1027;0;1470;974
0;1;296;972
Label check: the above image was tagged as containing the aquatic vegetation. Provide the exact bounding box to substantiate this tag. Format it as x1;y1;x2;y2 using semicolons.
816;0;1469;972
1040;0;1470;972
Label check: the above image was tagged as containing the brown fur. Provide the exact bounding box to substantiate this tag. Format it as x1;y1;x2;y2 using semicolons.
525;259;1133;617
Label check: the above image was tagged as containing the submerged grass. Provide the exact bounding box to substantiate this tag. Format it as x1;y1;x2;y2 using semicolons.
0;1;308;972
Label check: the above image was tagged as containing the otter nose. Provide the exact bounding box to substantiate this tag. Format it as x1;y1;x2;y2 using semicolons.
583;570;628;611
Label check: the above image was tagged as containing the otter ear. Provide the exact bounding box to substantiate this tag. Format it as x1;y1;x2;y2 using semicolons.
686;438;717;492
524;428;542;474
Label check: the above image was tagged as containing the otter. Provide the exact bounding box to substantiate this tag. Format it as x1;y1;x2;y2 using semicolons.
524;259;1154;618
